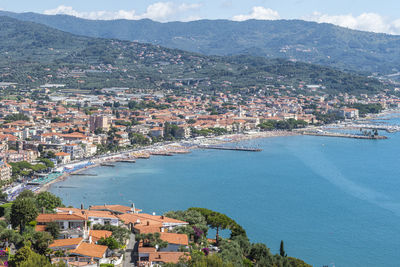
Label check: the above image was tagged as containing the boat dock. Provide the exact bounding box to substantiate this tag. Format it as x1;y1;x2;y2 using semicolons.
70;173;98;176
199;145;262;152
116;159;136;163
100;163;116;167
337;123;400;133
302;131;388;139
151;152;174;156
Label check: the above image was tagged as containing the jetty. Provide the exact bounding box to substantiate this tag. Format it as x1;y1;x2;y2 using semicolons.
100;163;116;167
337;123;400;133
151;152;174;156
199;145;262;152
302;131;388;139
116;159;136;163
70;173;98;176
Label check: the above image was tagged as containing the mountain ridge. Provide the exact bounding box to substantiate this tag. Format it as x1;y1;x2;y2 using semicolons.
0;15;388;95
1;10;400;74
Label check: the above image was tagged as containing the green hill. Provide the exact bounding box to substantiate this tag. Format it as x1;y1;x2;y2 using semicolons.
0;16;388;95
1;11;400;74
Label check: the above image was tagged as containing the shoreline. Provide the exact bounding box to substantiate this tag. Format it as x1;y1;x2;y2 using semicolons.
32;109;400;194
40;130;296;192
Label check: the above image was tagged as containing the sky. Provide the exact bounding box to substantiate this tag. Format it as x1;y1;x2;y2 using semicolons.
1;0;400;34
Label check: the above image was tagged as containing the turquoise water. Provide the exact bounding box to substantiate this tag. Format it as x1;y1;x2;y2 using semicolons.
50;119;400;267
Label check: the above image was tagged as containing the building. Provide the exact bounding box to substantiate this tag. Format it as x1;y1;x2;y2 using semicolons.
55;152;71;164
89;115;110;132
339;108;359;119
0;160;11;181
35;213;89;239
62;144;84;159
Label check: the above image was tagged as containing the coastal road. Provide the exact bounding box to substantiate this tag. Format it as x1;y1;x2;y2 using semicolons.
123;233;136;267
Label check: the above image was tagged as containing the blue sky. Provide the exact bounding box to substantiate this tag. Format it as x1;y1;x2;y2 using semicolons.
1;0;400;34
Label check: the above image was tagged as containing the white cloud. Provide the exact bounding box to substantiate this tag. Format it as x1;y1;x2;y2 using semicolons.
232;6;280;22
305;12;400;35
43;2;202;22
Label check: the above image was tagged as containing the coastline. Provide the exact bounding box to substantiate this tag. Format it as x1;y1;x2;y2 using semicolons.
33;109;400;194
40;130;296;192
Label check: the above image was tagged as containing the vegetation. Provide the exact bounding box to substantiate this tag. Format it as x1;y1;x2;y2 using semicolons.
6;11;400;74
0;16;389;96
347;103;383;117
3;113;29;122
164;208;311;267
258;119;308;131
92;224;130;245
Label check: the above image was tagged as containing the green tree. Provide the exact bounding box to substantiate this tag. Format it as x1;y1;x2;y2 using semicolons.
8;245;57;267
46;222;60;239
30;231;53;254
98;236;120;250
280;240;287;257
36;191;63;211
15;190;35;200
11;198;39;234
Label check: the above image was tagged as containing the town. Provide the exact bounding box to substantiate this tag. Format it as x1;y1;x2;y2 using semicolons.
0;82;398;200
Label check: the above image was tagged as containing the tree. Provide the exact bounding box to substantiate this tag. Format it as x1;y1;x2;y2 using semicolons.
8;245;57;267
280;240;287;257
98;236;120;250
207;212;230;246
46;222;60;239
39;158;55;168
16;190;35;200
36;192;63;211
31;231;53;254
11;198;39;234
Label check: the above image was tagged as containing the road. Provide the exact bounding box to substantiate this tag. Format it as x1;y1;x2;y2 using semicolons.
123;233;136;267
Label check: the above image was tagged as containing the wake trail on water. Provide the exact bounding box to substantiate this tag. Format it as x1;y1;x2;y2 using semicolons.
287;144;400;216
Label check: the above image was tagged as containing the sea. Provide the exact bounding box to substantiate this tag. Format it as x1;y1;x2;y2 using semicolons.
49;115;400;267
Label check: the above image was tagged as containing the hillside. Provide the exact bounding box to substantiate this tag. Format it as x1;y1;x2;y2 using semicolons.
0;16;388;95
1;11;400;74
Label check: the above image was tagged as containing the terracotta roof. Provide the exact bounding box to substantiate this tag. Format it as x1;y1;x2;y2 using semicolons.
90;230;112;243
36;213;86;222
49;238;83;248
69;242;107;259
160;232;189;245
55;152;70;157
148;252;186;264
89;204;140;214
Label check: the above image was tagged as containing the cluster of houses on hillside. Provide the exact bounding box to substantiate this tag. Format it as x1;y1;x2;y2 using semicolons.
35;204;189;267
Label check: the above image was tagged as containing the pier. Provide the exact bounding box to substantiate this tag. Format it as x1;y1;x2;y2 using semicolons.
150;152;174;156
199;145;262;152
116;159;136;163
71;173;98;176
302;131;388;139
100;163;116;167
336;123;400;133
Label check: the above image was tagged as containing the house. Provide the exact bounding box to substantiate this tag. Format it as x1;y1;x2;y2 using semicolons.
56;207;119;227
69;242;108;261
55;152;71;164
49;238;83;251
117;213;188;233
90;230;112;243
137;248;186;267
89;204;141;215
35;213;89;239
